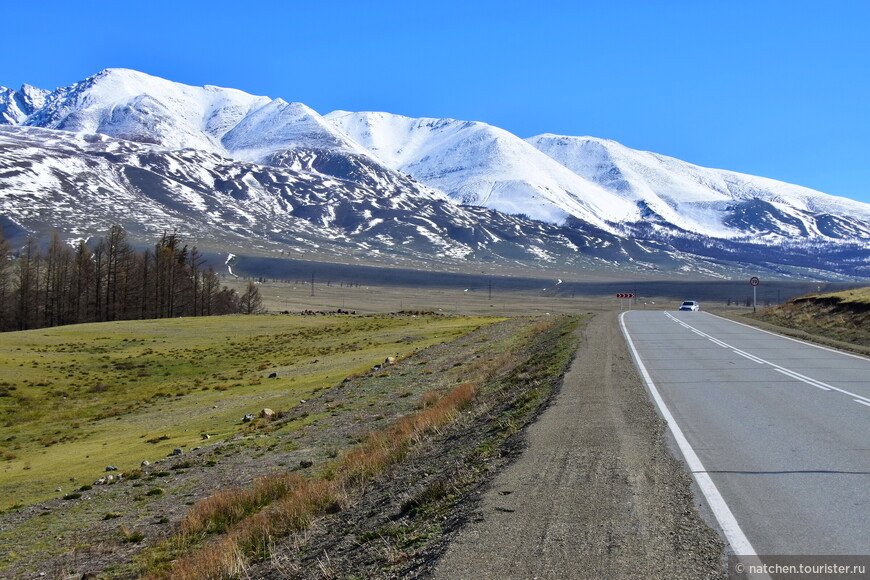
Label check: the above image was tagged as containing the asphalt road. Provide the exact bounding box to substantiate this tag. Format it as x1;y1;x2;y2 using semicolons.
621;310;870;557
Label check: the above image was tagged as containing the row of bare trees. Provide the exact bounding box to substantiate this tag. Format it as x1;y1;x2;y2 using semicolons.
0;225;263;332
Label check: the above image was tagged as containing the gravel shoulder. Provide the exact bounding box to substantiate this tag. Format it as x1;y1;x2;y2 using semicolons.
432;310;726;579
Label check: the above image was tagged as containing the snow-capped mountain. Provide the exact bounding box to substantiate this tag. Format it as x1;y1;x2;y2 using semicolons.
4;124;746;277
1;68;449;202
325;110;870;243
324;111;635;230
528;134;870;242
1;68;868;279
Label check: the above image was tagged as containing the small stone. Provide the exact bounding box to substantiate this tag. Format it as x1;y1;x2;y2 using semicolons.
171;448;183;456
260;408;275;420
141;460;150;467
268;372;278;378
242;413;255;423
106;465;118;472
201;433;211;440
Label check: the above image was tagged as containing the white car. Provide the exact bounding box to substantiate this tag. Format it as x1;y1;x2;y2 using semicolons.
679;301;700;311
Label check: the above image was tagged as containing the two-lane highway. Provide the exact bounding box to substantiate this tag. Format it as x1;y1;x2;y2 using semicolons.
620;311;870;557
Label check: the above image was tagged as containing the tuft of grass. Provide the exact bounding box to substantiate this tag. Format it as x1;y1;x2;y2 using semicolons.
121;526;146;543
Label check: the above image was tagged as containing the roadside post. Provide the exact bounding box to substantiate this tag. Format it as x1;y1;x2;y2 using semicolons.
749;277;760;313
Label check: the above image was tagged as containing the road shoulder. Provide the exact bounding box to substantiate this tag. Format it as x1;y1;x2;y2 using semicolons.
432;311;726;579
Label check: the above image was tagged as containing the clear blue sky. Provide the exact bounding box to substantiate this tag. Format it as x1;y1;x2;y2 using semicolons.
3;0;869;204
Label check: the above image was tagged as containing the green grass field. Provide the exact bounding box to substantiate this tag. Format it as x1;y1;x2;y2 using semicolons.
0;314;497;509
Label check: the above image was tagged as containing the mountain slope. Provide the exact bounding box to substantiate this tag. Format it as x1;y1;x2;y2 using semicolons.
324;110;870;244
0;125;655;273
0;84;50;125
527;134;870;242
6;69;426;196
324;110;636;230
8;125;854;279
0;68;867;280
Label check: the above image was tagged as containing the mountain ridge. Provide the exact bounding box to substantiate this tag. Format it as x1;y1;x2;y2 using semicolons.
1;68;868;280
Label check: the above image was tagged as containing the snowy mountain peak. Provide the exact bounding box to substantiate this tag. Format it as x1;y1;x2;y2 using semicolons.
528;133;870;241
0;83;50;124
325;110;637;229
11;68;272;153
223;99;370;162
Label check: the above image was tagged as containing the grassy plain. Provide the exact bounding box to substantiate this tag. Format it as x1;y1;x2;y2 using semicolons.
0;314;495;509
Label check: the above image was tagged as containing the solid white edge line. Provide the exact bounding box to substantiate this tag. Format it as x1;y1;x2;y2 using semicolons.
619;311;758;558
855;400;870;408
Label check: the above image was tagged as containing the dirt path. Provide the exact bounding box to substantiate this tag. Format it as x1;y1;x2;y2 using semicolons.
431;311;726;579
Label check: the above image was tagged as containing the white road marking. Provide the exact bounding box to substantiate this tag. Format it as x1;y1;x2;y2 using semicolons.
855;400;870;409
774;368;832;391
619;312;759;559
733;349;767;365
712;313;870;362
666;312;870;406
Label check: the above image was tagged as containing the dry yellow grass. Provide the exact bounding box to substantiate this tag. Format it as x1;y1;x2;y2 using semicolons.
146;380;478;580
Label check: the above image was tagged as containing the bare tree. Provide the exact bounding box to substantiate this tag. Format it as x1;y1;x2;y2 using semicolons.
0;228;13;331
239;280;265;315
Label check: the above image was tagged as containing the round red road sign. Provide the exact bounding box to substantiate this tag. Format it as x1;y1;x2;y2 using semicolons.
749;277;760;286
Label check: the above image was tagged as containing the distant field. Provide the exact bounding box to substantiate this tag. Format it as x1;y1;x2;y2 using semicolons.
0;314;495;509
222;255;865;319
